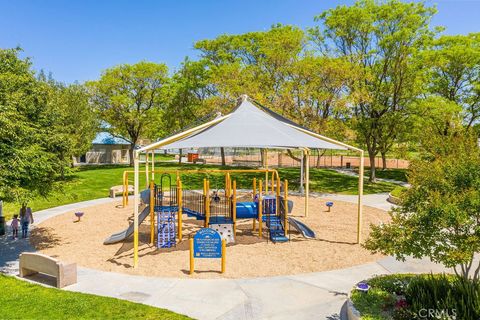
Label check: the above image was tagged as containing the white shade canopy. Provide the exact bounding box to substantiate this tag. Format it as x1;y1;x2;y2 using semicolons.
155;97;347;150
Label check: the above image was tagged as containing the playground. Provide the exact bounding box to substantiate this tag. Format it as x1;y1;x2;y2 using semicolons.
26;96;388;279
30;193;387;278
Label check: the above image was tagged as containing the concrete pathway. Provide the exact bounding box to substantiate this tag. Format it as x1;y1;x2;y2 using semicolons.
66;257;448;320
332;168;410;187
0;196;450;320
0;198;117;275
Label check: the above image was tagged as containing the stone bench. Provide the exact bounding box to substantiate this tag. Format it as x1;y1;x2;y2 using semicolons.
19;252;77;288
110;185;134;198
193;158;206;164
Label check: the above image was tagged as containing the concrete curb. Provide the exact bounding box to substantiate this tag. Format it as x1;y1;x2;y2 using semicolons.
387;193;401;205
346;298;361;320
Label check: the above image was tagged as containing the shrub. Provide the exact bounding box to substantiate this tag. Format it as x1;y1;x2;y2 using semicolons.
389;186;407;198
406;274;480;320
368;274;416;295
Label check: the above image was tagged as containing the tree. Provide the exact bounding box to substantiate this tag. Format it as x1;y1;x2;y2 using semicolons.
162;59;217;163
41;80;98;178
194;24;307;119
0;48;59;208
87;62;169;165
313;0;436;181
195;24;355;165
365;133;480;280
426;33;480;130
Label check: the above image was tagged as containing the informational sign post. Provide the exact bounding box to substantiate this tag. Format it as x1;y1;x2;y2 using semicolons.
189;228;226;274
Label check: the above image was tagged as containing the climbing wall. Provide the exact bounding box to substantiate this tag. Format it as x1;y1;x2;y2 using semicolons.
157;208;176;248
209;223;234;244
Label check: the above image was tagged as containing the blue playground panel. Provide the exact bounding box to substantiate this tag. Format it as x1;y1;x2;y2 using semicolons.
209;216;233;224
157;207;176;248
183;207;205;220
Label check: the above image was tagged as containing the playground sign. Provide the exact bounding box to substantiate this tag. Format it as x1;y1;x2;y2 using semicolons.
193;228;222;258
189;228;226;274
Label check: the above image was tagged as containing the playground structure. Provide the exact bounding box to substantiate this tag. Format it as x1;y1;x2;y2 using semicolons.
127;95;365;268
106;168;305;247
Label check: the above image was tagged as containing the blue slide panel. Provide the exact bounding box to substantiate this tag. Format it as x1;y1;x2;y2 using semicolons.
236;202;258;219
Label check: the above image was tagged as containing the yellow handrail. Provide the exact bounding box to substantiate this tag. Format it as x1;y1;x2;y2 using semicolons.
123;168;280;208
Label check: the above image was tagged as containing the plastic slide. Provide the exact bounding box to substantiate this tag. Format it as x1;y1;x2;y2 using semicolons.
103;206;151;244
288;217;316;239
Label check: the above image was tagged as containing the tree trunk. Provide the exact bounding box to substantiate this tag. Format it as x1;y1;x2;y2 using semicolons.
220;147;226;166
381;151;387;170
260;148;266;167
368;150;377;183
286;149;301;162
129;143;135;166
178;149;182;164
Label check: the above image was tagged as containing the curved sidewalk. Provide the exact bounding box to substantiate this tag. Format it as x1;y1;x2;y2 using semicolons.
0;196;449;320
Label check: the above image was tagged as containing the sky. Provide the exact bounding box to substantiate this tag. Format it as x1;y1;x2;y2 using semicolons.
1;0;479;84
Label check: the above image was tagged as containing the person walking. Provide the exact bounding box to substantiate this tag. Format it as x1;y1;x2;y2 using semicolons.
11;214;19;239
19;206;34;238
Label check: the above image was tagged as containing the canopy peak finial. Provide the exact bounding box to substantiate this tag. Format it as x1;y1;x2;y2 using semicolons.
239;94;249;103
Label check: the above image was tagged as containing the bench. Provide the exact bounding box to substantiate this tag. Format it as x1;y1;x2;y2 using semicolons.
19;252;77;288
193;158;206;164
110;185;134;198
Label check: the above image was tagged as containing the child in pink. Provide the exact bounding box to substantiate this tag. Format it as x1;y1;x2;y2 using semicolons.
11;214;19;239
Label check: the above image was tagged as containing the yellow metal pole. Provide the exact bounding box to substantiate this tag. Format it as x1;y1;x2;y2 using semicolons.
221;239;226;273
226;173;231;197
284;179;288;236
133;152;140;268
357;151;365;244
189;238;194;275
271;171;274;194
178;179;183;242
145;151;149;188
276;172;280;232
205;180;210;227
123;171;128;207
258;180;263;238
253;177;256;201
149;180;155;245
151;151;155;181
233;180;237;237
305;149;310;217
265;150;268;193
203;178;207;226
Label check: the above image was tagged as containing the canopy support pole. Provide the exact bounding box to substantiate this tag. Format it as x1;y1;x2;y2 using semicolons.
305;149;310;217
264;149;268;193
145;152;149;188
357;151;364;244
300;150;304;194
133;151;140;268
151;151;155;181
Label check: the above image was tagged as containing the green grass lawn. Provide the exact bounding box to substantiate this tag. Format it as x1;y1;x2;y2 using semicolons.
0;275;190;320
360;168;408;183
2;162;397;220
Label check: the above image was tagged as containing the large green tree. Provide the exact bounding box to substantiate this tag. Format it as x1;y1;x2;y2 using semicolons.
41;78;98;177
313;0;436;181
0;48;59;207
195;24;306;118
87;62;169;165
164;59;220;163
426;33;480;131
365;133;480;280
195;25;354;165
